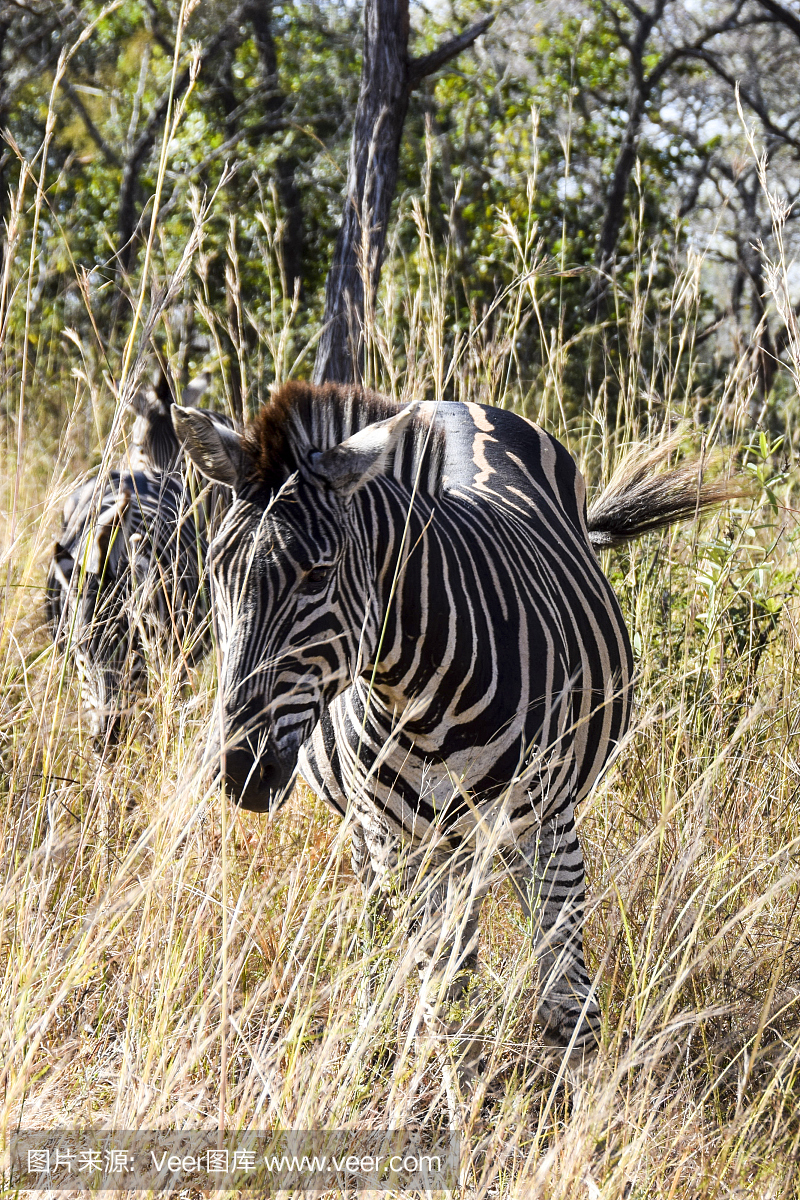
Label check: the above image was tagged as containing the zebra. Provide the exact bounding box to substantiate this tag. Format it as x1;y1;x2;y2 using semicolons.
125;368;211;473
46;374;230;746
171;380;740;1081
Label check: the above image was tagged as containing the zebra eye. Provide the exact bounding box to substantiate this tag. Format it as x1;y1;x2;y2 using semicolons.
300;565;332;594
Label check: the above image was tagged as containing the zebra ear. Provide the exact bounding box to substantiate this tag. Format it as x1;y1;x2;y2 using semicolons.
309;402;420;497
127;385;162;419
126;366;173;416
181;371;211;407
172;405;246;488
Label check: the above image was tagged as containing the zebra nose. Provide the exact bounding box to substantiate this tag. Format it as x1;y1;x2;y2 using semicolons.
222;746;285;812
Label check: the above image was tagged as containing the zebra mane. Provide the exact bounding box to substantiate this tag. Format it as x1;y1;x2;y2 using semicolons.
243;381;446;495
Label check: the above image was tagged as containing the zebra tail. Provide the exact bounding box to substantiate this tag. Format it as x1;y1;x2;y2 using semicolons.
586;435;755;548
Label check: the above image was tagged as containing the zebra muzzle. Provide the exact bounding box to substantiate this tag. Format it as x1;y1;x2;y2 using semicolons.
221;744;294;812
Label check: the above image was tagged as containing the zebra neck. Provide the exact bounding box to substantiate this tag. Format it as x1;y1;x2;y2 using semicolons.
358;485;455;714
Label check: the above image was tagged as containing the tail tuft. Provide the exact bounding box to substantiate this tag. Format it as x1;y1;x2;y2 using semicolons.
586;434;755;548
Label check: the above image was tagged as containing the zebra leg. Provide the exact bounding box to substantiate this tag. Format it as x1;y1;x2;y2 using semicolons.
350;819;371;885
352;821;395;948
510;799;601;1054
351;816;398;1028
409;847;488;1092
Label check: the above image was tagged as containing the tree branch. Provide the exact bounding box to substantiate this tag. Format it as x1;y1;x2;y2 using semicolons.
693;48;800;152
755;0;800;42
0;10;83;109
408;14;494;88
243;0;304;289
142;0;175;58
61;78;121;167
617;0;646;23
645;1;745;90
597;0;633;52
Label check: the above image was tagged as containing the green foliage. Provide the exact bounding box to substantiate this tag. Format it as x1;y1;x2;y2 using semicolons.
2;0;737;429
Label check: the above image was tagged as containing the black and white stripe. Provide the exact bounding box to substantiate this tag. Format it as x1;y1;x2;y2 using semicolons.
173;381;737;1071
46;466;213;744
46;371;235;746
125;369;211;473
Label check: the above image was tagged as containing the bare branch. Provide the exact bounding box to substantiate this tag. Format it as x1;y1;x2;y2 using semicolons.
693;48;800;152
597;0;633;51
408;14;494;88
61;78;121;168
646;2;745;89
617;0;646;22
755;0;800;42
142;0;175;58
0;9;83;108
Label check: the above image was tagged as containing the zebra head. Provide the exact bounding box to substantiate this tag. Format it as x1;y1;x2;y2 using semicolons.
126;369;211;472
173;399;419;811
47;485;145;745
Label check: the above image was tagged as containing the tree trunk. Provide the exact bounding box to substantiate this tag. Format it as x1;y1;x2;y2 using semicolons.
313;0;411;385
247;0;305;297
589;85;646;315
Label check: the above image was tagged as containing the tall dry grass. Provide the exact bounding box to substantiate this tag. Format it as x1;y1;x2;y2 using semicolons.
2;25;800;1200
